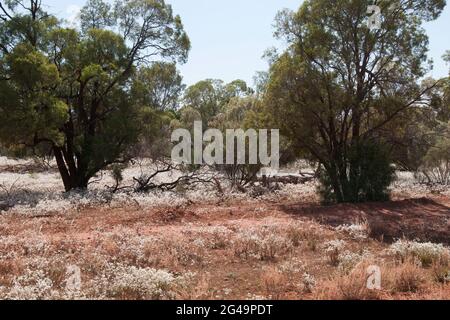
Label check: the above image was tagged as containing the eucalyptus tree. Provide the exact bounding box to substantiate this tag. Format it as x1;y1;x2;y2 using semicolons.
264;0;446;202
0;0;190;191
182;79;253;126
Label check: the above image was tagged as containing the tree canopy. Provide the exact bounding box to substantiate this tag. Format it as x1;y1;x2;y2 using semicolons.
263;0;446;202
0;0;190;191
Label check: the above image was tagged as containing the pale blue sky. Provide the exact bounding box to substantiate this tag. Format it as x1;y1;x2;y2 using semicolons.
43;0;450;87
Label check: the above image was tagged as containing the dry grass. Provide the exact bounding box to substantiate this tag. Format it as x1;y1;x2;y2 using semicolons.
389;263;426;293
1;202;448;300
314;263;383;300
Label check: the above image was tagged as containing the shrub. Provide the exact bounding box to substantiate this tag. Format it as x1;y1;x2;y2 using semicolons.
336;222;370;241
277;258;305;276
301;273;316;294
202;226;233;250
261;267;287;299
313;263;381;300
4;269;55;300
98;264;194;300
323;240;346;266
169;241;206;267
417;123;450;186
286;222;319;248
233;229;293;261
388;240;450;267
338;251;369;274
286;225;303;247
432;263;450;284
390;263;425;293
319;142;396;203
284;221;324;251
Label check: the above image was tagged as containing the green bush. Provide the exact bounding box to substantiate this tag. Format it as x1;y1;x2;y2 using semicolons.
319;142;396;203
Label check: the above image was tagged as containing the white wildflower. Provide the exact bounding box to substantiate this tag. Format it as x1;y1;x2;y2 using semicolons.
336;223;369;241
5;269;55;300
301;273;316;293
95;263;195;300
388;240;449;267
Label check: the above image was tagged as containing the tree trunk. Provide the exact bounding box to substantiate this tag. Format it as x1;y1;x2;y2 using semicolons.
53;146;71;192
325;146;357;203
325;162;344;203
53;146;89;192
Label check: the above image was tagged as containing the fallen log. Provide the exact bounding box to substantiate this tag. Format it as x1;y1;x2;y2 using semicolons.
258;174;315;186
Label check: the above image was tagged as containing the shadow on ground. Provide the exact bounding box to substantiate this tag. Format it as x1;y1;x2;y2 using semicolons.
279;197;450;244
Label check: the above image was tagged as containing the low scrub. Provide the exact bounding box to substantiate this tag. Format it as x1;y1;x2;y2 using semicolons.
388;240;450;267
233;228;294;261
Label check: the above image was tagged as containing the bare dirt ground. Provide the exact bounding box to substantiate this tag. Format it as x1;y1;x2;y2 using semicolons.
1;193;449;300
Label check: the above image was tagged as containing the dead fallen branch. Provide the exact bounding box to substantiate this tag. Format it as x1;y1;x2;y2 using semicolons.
133;162;216;193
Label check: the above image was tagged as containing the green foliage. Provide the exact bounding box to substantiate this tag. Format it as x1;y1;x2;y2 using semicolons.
182;79;253;126
263;0;445;203
212;95;264;189
114;0;190;63
424;131;450;166
0;0;190;191
319;142;396;203
418;122;450;185
417;51;450;186
182;79;226;125
133;62;185;111
176;81;262;188
134;107;176;160
80;0;114;32
0;43;68;146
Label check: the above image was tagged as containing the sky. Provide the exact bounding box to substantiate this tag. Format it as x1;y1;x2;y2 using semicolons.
43;0;450;87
